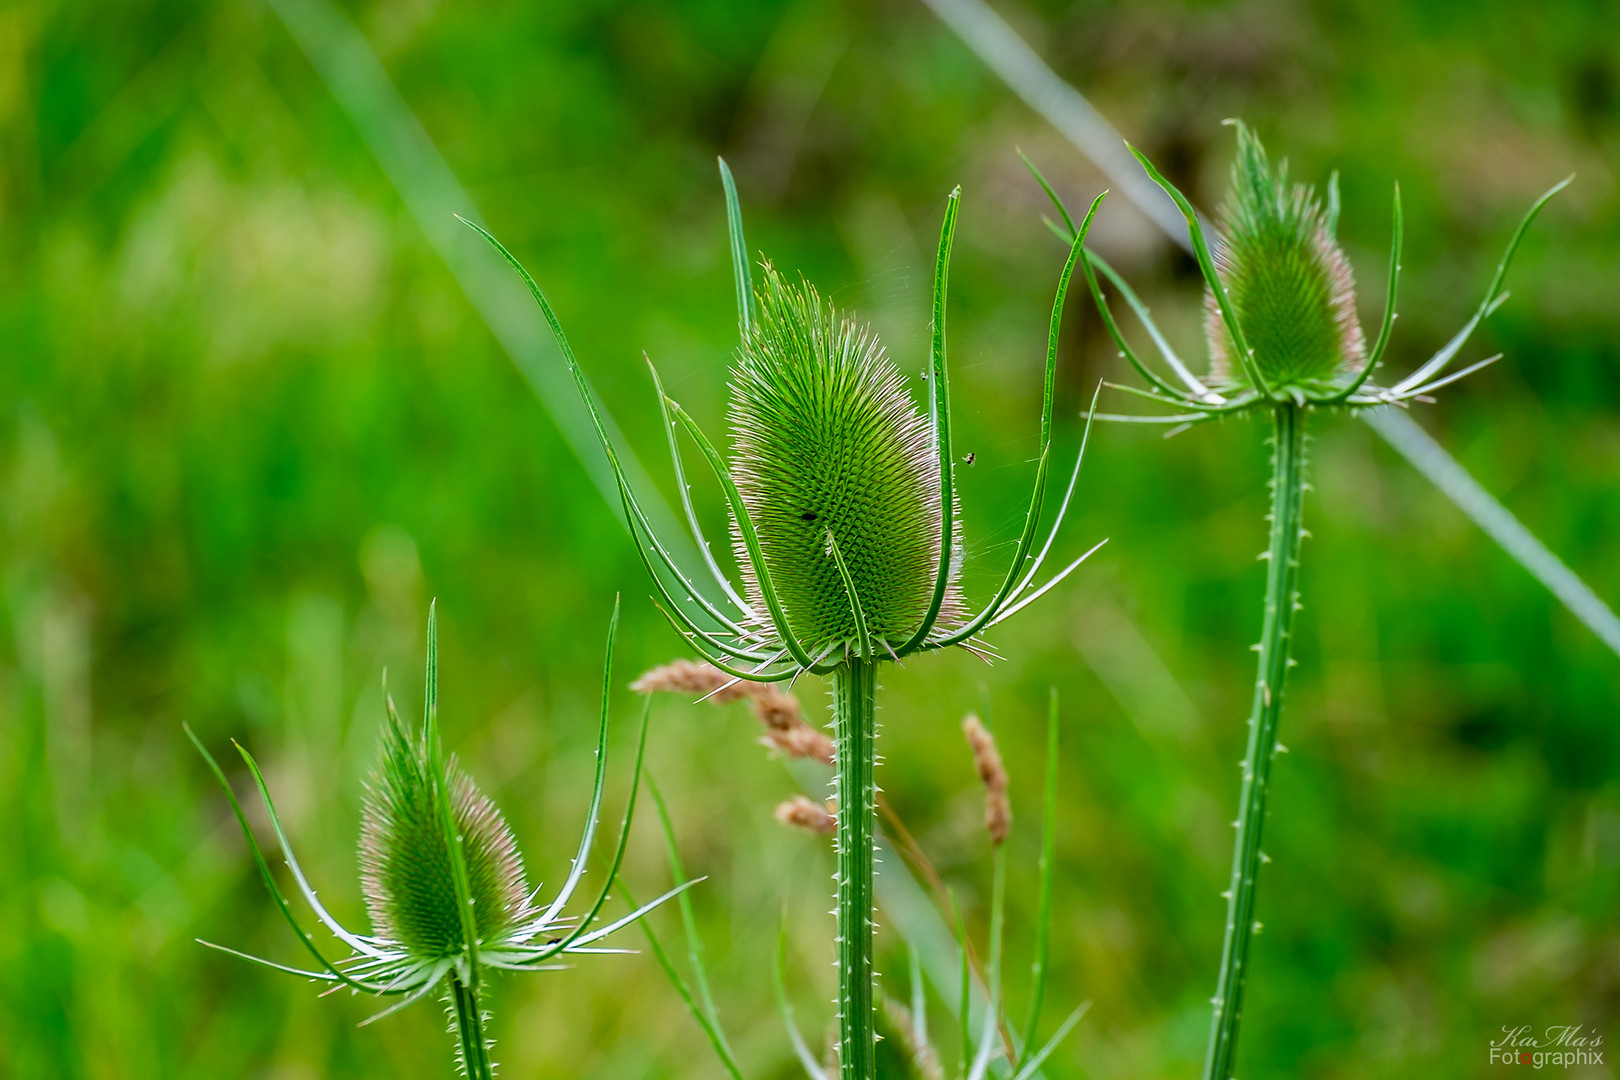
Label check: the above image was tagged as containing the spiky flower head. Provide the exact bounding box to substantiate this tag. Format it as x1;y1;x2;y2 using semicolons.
459;173;1106;684
1051;120;1566;421
728;264;963;658
360;705;530;959
189;602;682;1078
1205;122;1364;391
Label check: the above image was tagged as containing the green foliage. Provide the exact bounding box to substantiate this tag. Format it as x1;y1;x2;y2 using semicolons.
729;265;960;655
1206;122;1364;390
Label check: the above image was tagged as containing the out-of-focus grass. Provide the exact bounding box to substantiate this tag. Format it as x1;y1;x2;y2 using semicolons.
0;1;1616;1077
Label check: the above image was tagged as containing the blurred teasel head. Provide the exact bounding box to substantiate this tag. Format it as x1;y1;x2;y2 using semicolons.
459;164;1111;682
1025;120;1568;420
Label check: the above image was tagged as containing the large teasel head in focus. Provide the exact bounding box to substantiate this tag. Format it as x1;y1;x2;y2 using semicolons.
459;162;1111;682
187;602;687;1036
1024;121;1569;421
726;265;965;658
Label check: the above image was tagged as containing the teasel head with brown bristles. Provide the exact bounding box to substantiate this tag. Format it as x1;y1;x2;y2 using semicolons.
457;160;1110;685
1202;122;1366;392
357;694;532;963
186;601;692;1072
1023;121;1569;422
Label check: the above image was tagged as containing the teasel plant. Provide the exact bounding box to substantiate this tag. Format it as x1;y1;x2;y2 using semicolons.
458;160;1108;1078
1025;121;1567;1079
186;601;690;1078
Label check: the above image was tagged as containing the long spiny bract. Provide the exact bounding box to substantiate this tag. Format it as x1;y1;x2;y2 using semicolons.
1206;121;1364;391
728;264;963;658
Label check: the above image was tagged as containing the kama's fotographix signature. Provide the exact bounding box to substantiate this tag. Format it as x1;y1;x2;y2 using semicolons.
1489;1026;1606;1068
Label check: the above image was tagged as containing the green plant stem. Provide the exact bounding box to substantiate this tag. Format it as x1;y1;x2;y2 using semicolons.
450;974;494;1080
834;656;879;1080
1202;402;1306;1080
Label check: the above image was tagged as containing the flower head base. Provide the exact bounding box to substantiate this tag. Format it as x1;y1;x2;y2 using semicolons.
459;164;1110;684
729;264;963;657
1205;123;1365;392
1023;123;1568;421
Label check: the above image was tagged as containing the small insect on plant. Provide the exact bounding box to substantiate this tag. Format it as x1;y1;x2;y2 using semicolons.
1026;120;1566;1080
458;160;1108;1079
187;601;689;1079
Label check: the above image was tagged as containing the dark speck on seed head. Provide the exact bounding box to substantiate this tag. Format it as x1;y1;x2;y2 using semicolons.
801;512;818;522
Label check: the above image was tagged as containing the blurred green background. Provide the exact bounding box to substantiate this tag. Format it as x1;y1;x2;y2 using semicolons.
2;0;1617;1076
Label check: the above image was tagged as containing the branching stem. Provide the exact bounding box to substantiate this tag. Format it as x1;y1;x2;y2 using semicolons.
833;657;879;1080
450;974;494;1080
1202;402;1307;1080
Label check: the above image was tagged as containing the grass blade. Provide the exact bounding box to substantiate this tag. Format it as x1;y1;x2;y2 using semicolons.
775;917;826;1080
719;157;757;336
624;881;747;1080
1009;1003;1090;1080
1362;407;1620;656
267;0;690;558
646;775;733;1062
1019;689;1060;1057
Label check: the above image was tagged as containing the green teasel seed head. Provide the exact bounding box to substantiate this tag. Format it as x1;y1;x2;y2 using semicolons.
728;263;964;658
1205;121;1365;390
359;703;530;959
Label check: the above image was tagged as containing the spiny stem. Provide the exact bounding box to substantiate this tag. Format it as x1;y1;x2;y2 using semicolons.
450;974;495;1080
1202;402;1307;1080
834;657;878;1080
